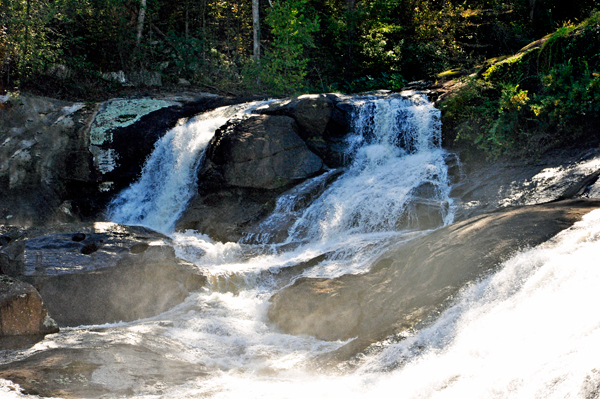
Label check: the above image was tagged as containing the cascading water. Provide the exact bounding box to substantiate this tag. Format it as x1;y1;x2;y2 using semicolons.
106;101;271;233
4;93;599;399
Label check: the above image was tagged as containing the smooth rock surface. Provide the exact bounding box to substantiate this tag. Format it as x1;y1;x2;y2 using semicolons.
7;223;206;326
268;199;600;362
177;114;328;242
0;344;207;398
450;148;600;221
257;93;353;167
201;114;324;189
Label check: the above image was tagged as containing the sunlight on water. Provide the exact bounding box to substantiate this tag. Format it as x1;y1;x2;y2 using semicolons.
10;94;598;399
146;208;600;399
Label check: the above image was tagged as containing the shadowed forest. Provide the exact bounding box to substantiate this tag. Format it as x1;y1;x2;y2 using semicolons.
1;0;597;96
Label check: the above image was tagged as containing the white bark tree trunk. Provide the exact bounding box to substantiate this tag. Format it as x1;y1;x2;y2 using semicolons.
253;0;260;61
136;0;147;50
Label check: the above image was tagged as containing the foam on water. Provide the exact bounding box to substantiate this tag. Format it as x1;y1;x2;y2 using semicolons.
144;208;600;399
16;93;596;398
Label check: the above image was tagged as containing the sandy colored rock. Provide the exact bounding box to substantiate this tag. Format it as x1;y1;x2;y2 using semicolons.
268;199;600;362
0;275;58;336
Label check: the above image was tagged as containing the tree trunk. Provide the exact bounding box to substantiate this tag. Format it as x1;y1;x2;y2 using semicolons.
136;0;147;51
185;0;189;40
253;0;260;61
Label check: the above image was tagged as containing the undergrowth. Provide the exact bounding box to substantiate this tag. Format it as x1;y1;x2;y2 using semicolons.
440;11;600;160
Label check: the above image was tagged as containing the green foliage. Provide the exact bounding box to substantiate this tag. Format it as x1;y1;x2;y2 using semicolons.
257;0;319;95
442;12;600;159
482;49;539;85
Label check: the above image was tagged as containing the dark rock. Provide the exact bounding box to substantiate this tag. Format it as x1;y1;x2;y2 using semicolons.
0;239;25;276
80;242;101;255
0;235;11;246
176;113;328;242
0;275;59;337
202;114;324;189
268;199;600;362
130;242;149;254
258;94;353;167
71;232;86;242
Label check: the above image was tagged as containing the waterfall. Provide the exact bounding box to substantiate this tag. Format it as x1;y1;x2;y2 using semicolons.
14;93;599;399
285;94;451;244
106;101;269;233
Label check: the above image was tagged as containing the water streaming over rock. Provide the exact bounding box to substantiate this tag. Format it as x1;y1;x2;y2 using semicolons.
3;93;598;398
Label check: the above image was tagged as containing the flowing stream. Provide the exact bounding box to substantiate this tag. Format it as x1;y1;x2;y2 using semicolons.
3;93;600;398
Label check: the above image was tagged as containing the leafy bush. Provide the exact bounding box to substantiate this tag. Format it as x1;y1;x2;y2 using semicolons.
441;12;600;159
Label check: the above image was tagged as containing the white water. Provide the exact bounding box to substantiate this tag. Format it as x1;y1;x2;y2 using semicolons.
3;94;599;398
106;101;271;233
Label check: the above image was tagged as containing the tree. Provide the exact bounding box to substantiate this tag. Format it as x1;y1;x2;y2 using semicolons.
253;0;260;60
260;0;319;94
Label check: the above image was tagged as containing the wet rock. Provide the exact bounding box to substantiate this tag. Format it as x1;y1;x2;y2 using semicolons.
268;199;600;362
8;223;206;326
0;239;25;277
257;93;353;167
71;232;86;242
201;114;324;189
449;148;600;221
0;344;207;398
177;114;328;242
0;92;256;226
0;275;59;337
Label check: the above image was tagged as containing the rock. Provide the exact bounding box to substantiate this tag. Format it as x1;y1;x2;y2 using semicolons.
0;275;59;337
93;95;255;198
176;114;327;242
258;94;353;167
202;114;324;189
0;94;98;225
450;148;600;221
268;198;600;362
0;92;259;226
8;223;206;326
0;344;207;398
0;239;25;277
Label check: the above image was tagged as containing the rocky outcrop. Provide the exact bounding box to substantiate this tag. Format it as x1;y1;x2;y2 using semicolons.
176;114;325;242
449;148;600;221
6;223;206;326
257;93;354;167
0;344;207;398
0;92;249;226
268;199;600;362
176;95;355;242
201;115;324;189
0;275;58;337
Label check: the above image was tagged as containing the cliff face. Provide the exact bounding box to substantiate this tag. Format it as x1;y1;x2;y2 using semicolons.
0;93;247;226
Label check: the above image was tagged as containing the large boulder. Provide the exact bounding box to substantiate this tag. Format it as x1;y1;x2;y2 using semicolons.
257;93;353;167
176;114;327;242
268;198;600;362
7;223;206;326
0;275;58;337
201;114;324;190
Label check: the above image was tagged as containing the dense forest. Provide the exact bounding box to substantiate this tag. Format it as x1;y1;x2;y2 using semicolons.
1;0;597;97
